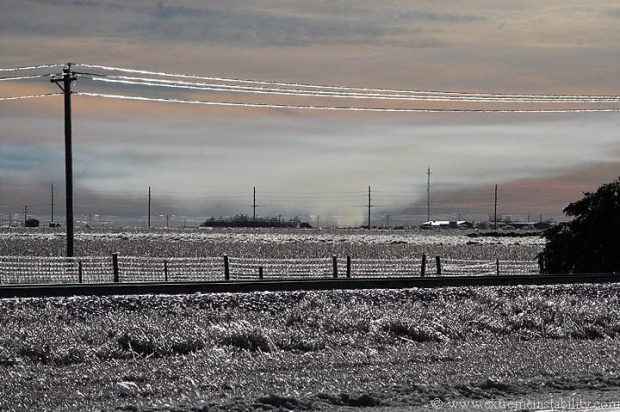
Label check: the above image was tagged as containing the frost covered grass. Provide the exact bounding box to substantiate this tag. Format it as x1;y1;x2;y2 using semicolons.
0;227;542;260
1;284;620;411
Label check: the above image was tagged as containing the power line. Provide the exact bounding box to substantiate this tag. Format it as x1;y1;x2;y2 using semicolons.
0;63;62;72
84;75;620;103
0;93;62;101
0;74;50;82
75;92;620;113
74;63;620;101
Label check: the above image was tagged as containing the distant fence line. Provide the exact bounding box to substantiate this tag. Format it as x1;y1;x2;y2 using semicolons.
0;254;540;285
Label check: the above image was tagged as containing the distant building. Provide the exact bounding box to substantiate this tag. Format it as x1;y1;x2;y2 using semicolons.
420;220;472;229
25;218;39;228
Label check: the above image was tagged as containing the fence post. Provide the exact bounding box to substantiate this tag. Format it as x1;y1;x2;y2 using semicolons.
333;256;338;278
421;254;426;277
78;260;83;284
224;255;230;281
436;256;442;276
259;266;263;280
346;256;351;278
112;253;119;283
496;259;500;276
164;260;168;282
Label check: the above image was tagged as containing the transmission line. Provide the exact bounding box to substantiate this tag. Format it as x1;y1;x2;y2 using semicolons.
0;63;62;72
75;92;620;113
0;93;62;101
75;63;620;102
0;75;50;82
83;75;620;103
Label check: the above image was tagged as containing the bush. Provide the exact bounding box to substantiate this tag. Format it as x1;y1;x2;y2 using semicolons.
539;177;620;274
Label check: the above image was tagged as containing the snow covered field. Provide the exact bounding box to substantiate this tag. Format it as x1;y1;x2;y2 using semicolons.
0;228;544;260
1;284;620;411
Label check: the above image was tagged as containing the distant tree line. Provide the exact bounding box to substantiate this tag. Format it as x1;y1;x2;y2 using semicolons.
200;214;309;228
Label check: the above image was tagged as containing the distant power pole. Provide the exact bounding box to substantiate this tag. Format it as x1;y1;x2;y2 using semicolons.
427;167;431;222
148;186;151;228
51;63;77;257
367;186;372;229
253;187;256;228
50;184;55;224
23;205;28;227
494;184;498;230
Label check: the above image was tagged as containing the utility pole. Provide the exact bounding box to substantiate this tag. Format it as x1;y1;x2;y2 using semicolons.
148;186;151;228
367;186;372;230
51;63;77;257
23;206;28;227
427;167;431;222
253;186;256;228
50;184;55;224
494;184;498;231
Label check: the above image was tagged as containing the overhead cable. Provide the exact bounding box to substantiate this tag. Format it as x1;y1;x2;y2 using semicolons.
83;75;620;103
75;92;620;113
0;75;49;82
75;63;619;101
0;93;62;101
0;64;62;72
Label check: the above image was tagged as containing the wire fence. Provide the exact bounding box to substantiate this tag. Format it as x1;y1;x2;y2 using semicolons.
0;254;541;285
349;258;423;278
228;257;334;280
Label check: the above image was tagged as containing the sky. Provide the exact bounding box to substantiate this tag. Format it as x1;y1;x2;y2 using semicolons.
1;0;620;227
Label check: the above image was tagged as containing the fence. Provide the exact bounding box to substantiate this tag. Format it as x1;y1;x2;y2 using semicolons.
0;254;541;285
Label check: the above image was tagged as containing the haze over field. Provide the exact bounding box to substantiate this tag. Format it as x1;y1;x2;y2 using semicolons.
2;1;620;225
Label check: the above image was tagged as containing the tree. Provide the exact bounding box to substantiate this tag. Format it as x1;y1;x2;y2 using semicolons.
539;177;620;273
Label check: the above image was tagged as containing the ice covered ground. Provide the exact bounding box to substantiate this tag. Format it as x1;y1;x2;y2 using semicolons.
1;284;619;411
0;227;545;246
0;228;544;260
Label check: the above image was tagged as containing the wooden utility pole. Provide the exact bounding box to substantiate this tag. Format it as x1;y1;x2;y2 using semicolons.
51;64;77;257
23;206;28;227
427;167;431;222
253;186;256;228
367;186;372;229
148;186;151;228
494;184;498;230
50;184;55;224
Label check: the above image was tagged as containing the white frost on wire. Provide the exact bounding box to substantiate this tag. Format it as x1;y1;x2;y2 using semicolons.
75;92;620;113
0;93;62;101
85;75;620;103
0;75;48;82
76;62;620;101
0;64;62;72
